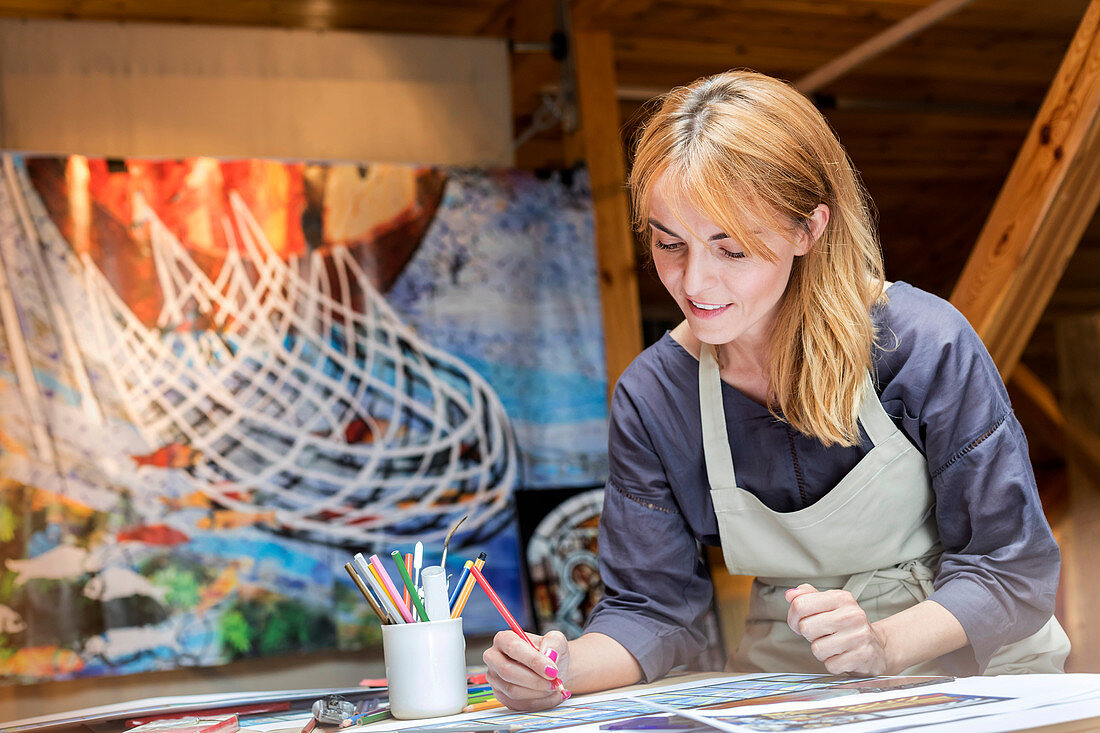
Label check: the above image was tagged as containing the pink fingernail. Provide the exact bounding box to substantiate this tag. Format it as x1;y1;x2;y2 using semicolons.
547;649;558;662
561;689;572;701
545;665;558;678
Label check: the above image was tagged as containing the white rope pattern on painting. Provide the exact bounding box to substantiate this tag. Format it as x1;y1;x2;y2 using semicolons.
82;190;515;544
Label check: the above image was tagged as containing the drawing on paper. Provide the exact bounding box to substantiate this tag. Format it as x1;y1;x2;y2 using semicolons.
715;692;1008;731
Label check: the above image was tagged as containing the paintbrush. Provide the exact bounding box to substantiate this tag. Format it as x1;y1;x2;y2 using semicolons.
440;513;467;574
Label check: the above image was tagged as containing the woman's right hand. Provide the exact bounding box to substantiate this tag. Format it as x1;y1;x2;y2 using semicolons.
483;629;570;711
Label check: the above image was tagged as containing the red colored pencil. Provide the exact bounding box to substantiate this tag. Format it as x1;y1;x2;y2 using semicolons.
468;564;569;700
126;704;288;727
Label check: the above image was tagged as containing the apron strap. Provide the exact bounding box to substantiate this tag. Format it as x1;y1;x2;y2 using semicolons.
699;343;738;490
761;557;937;604
857;373;897;447
841;558;936;604
699;348;896;483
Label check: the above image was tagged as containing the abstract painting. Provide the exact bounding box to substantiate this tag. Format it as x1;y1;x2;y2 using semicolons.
0;154;607;683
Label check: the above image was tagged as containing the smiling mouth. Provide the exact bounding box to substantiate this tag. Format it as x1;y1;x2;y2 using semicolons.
687;299;731;318
689;300;726;311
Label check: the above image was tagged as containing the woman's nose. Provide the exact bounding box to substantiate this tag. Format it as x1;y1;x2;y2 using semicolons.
681;244;713;293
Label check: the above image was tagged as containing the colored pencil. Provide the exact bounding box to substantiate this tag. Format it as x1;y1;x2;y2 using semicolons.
343;707;392;727
449;559;474;610
127;703;289;726
351;563;390;623
394;725;518;733
359;557;403;624
353;553;400;624
370;554;414;623
450;552;486;618
466;691;496;704
403;552;413;609
467;686;495;698
368;564;398;609
344;563;389;625
392;550;430;622
413;541;423;589
462;698;505;713
469;564;569;700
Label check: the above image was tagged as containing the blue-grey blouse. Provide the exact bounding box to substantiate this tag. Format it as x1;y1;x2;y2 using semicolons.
584;282;1059;680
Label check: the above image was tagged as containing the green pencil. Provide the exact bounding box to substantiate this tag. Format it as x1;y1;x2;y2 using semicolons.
467;689;495;702
391;550;430;621
348;707;393;726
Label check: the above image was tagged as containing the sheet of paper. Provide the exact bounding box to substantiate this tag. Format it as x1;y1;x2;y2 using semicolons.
630;675;1100;733
242;673;1100;733
1;687;369;733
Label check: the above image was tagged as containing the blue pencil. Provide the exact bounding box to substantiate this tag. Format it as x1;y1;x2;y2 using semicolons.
449;559;474;610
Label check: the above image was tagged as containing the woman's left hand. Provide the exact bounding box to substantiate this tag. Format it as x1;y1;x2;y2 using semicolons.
785;583;890;675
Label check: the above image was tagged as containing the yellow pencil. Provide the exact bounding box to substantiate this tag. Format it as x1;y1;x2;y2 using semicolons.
450;553;486;618
369;563;401;609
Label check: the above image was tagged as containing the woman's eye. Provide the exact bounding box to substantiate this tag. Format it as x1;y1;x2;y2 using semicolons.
654;240;682;251
721;249;747;260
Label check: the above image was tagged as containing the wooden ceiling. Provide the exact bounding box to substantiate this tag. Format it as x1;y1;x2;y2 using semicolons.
0;0;1095;382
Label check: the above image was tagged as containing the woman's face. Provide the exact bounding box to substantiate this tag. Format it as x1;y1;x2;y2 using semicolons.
648;172;812;349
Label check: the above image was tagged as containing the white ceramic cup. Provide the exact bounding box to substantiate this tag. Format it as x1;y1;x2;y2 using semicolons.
382;617;467;719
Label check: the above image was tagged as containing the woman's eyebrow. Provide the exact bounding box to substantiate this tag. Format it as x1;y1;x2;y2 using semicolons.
648;218;679;238
648;218;729;241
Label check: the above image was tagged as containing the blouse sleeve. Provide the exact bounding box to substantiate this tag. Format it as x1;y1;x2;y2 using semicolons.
583;377;715;682
877;289;1060;674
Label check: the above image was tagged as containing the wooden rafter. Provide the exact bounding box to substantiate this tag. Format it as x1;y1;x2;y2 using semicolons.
582;0;980;103
793;0;978;94
1008;364;1100;481
950;0;1100;376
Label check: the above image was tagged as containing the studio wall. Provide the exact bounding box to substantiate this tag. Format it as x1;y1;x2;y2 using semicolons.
0;19;513;166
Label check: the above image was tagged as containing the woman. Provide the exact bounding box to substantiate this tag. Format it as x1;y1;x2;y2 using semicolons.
483;70;1070;711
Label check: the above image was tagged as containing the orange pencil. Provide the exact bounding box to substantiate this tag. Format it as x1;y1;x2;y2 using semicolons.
403;552;413;609
450;553;486;619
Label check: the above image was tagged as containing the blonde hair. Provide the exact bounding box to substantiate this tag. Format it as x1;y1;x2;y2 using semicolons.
629;70;885;447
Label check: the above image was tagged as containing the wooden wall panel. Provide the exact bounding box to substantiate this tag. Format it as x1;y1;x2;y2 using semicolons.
1056;313;1100;672
0;19;513;166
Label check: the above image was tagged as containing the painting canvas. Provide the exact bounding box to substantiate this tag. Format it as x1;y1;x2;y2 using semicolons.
0;155;608;683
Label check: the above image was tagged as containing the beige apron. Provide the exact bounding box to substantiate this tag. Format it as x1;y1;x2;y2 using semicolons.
699;344;1069;674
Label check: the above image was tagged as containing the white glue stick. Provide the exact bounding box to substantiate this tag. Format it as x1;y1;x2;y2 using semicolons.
421;565;451;622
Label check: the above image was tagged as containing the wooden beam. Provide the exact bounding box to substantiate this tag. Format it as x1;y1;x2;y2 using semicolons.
570;29;643;399
1008;364;1067;450
950;0;1100;376
1056;313;1100;672
508;0;557;105
794;0;978;94
1008;365;1100;481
